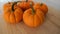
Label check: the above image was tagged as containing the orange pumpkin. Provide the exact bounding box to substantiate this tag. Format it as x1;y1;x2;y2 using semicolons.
23;3;44;27
33;3;48;15
3;2;13;12
4;2;23;23
17;0;34;11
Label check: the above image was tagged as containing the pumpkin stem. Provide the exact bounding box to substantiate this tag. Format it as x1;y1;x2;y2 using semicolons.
12;2;17;11
12;1;22;12
30;2;35;14
40;3;43;6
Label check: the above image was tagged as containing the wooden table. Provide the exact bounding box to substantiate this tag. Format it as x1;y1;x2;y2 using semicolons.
0;0;60;34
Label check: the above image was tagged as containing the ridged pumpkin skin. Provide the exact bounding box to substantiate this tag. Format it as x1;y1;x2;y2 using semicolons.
23;8;44;27
4;3;23;23
17;1;34;11
3;2;13;12
33;3;48;15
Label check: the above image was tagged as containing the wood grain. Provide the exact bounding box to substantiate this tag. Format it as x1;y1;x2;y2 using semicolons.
0;0;60;34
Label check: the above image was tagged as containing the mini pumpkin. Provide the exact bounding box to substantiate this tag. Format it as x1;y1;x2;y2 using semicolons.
33;3;48;15
3;2;13;12
17;0;34;11
23;3;44;27
4;2;23;23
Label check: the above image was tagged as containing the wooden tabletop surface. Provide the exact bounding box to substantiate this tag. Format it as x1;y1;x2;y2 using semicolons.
0;0;60;34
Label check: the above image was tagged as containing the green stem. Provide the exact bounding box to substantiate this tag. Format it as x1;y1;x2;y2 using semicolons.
12;2;17;12
30;2;35;14
12;1;22;11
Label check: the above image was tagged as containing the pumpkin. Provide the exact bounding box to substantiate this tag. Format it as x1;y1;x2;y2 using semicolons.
23;3;44;27
17;0;34;11
33;3;48;15
3;2;13;12
4;2;23;23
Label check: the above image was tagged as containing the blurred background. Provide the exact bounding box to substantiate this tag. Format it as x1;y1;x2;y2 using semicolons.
0;0;60;15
